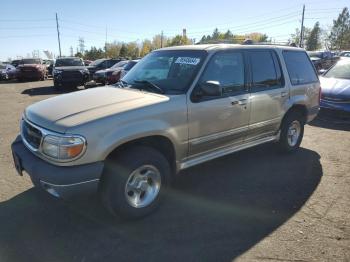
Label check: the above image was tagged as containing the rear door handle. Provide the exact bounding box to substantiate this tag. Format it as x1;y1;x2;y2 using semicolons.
281;91;288;97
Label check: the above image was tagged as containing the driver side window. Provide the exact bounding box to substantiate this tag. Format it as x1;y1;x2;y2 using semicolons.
198;51;246;97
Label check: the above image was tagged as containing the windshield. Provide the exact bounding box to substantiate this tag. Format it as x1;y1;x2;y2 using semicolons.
122;50;207;94
55;58;84;67
111;60;127;69
89;59;105;66
20;59;41;65
324;59;350;79
308;52;322;58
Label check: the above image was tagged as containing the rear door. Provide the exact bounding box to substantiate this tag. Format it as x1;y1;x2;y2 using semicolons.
246;49;287;141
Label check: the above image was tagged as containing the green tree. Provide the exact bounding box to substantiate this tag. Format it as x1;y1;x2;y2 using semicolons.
212;28;220;40
167;35;192;46
119;44;128;58
306;22;322;51
329;7;350;50
140;39;152;57
84;47;104;60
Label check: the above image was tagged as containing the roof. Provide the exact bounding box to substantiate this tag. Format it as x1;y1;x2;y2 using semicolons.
159;44;304;52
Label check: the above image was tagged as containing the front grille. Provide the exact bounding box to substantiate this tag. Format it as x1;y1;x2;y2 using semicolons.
22;120;42;149
62;71;83;81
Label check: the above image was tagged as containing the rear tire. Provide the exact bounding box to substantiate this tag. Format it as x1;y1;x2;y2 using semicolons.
100;146;171;219
278;111;305;153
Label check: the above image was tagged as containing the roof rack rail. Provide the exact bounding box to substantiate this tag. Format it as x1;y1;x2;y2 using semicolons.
196;40;298;47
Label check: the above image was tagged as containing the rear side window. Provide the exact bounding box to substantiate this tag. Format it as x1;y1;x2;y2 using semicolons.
249;50;283;92
283;51;318;85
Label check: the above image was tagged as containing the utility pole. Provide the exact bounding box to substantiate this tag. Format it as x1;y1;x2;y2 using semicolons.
299;4;305;48
160;31;164;48
105;26;108;58
55;13;62;57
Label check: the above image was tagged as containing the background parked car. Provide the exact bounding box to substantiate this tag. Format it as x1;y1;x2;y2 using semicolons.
43;59;54;76
86;58;122;76
308;51;339;72
339;51;350;57
319;57;350;119
53;57;90;90
84;60;92;66
119;60;139;79
93;60;128;85
17;58;47;82
10;60;21;68
0;63;17;80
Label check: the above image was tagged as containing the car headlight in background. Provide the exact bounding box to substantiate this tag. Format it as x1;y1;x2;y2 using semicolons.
80;69;89;74
41;135;86;161
53;69;62;75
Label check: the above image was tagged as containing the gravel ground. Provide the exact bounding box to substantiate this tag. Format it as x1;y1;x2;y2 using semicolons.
0;80;349;262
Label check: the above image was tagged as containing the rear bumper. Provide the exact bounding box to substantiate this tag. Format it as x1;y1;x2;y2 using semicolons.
11;136;104;199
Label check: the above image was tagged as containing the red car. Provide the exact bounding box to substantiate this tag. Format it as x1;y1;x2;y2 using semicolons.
17;58;48;81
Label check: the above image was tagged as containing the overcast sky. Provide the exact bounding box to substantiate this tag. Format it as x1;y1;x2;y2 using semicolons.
0;0;348;60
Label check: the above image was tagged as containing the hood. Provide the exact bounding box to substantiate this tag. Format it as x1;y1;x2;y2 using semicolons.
320;76;350;99
25;87;168;133
54;66;87;71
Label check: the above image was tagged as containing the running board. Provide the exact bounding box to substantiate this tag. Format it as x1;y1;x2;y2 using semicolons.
180;135;278;170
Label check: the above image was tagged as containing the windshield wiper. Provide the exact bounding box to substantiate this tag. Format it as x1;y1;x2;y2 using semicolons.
134;80;165;94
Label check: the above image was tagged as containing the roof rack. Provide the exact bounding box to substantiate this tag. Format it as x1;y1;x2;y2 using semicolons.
196;40;297;47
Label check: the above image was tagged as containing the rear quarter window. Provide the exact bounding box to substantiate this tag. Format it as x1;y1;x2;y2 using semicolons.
283;50;318;85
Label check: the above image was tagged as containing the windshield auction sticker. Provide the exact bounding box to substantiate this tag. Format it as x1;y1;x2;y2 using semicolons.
175;57;201;65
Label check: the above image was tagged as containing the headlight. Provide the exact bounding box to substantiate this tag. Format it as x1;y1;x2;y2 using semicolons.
80;69;89;74
41;135;86;161
53;69;62;75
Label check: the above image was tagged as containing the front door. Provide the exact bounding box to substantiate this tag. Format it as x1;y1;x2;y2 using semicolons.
188;51;251;157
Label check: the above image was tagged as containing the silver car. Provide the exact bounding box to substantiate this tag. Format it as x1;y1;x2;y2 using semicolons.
12;44;320;218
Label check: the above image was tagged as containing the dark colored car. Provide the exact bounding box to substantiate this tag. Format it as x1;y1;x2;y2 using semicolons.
0;63;17;80
339;51;350;57
119;60;139;79
319;57;350;119
86;58;121;76
53;57;90;89
93;60;128;85
17;58;48;81
308;51;339;72
11;60;21;68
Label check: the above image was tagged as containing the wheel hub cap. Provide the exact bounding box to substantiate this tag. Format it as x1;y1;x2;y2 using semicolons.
124;165;161;208
287;120;301;147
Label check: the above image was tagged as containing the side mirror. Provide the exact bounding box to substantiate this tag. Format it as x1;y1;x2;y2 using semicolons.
200;80;222;96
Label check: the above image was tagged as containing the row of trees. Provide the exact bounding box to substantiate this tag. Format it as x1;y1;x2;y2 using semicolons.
77;33;193;60
77;6;350;60
290;7;350;51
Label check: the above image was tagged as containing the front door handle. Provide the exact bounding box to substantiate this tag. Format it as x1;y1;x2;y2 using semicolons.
231;99;247;106
281;91;288;97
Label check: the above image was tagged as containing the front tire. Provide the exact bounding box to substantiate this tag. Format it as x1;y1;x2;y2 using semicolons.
278;111;305;153
100;146;171;219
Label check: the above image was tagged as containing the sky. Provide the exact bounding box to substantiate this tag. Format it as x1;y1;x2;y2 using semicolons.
0;0;349;60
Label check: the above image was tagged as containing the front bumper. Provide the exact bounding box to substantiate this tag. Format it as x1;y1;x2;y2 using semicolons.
320;99;350;113
11;136;104;199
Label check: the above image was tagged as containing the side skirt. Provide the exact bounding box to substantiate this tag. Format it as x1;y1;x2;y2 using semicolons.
180;135;278;170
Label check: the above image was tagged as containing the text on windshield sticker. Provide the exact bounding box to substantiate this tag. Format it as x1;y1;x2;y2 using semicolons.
175;57;200;65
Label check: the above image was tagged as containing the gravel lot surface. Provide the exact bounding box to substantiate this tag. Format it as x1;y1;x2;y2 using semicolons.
0;80;349;262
